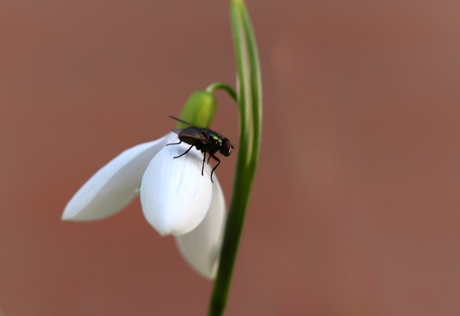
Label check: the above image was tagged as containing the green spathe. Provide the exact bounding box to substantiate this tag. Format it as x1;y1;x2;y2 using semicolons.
177;91;217;128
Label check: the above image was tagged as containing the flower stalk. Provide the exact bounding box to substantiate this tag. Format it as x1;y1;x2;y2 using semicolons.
208;0;262;315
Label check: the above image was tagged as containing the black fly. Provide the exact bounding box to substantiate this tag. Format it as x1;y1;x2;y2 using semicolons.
166;116;234;182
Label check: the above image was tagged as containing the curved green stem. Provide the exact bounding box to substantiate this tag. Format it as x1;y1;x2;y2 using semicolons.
208;0;262;315
206;82;238;103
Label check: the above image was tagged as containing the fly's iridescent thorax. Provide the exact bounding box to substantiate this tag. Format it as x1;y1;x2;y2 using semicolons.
209;131;222;145
203;130;222;153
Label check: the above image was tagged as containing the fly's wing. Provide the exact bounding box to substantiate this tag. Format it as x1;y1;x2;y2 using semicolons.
169;116;197;128
172;127;209;144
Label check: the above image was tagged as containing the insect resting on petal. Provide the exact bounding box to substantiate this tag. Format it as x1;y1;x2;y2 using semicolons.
166;116;234;182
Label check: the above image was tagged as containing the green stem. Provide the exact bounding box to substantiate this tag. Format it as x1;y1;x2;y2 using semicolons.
208;0;262;315
206;82;238;103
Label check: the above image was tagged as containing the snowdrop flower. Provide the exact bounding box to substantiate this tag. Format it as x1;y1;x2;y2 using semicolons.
62;130;226;278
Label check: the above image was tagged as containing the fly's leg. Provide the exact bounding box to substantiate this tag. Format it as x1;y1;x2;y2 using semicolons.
166;140;182;146
209;153;220;183
173;145;194;159
201;152;207;176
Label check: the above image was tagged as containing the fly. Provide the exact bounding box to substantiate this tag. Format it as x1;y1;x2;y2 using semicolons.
166;116;234;182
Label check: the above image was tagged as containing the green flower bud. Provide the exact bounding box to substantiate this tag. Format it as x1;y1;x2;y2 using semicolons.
177;91;217;128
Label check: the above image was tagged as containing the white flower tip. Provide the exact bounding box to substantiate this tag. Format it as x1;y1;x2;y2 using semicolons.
61;190;130;222
61;195;90;221
61;210;73;221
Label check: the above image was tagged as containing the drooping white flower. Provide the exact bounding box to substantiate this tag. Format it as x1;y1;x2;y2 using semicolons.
62;131;226;278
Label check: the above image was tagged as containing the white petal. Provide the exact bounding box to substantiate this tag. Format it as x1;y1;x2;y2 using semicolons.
140;143;213;236
62;133;173;221
175;177;226;279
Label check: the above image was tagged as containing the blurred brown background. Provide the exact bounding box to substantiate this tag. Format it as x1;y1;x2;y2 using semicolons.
1;0;460;315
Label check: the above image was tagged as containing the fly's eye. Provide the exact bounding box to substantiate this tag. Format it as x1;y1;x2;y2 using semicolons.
220;138;233;156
